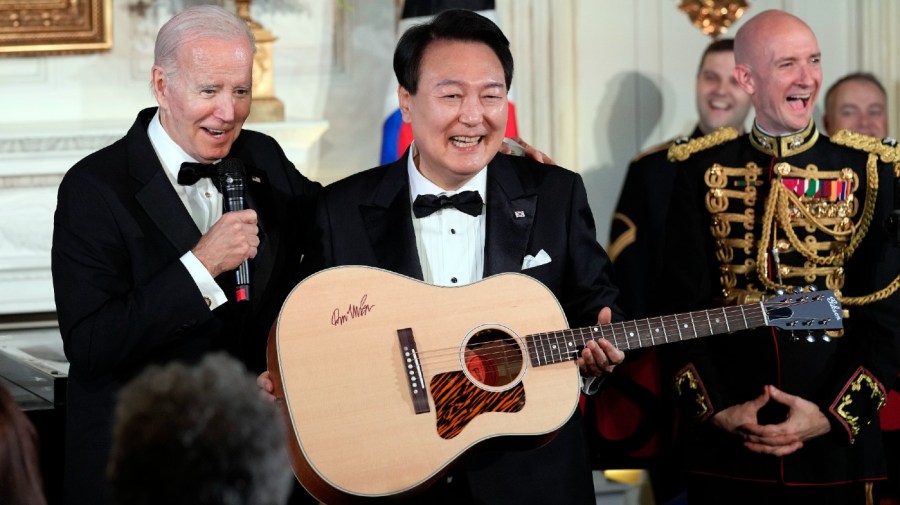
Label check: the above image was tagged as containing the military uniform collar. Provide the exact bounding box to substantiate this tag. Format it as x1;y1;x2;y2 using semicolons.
749;119;818;157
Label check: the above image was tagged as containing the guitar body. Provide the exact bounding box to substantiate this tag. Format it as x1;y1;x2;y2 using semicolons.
268;266;581;504
268;266;845;503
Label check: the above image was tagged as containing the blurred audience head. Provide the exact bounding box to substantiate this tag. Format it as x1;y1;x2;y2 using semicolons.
823;72;888;138
0;382;47;505
695;38;752;134
108;353;293;505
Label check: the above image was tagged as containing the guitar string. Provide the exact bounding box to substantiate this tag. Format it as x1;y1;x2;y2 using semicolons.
407;298;830;369
411;312;775;368
414;311;774;362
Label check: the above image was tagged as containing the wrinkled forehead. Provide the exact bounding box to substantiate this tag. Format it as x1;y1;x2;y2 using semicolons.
755;21;820;64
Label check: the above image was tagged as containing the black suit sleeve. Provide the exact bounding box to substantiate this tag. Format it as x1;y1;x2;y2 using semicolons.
52;133;321;380
560;173;624;327
52;164;215;380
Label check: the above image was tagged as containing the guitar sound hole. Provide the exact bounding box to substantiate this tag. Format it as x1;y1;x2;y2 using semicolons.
463;328;523;388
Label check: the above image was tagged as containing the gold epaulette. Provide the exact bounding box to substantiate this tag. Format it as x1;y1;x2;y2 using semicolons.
667;127;739;162
631;140;673;163
831;129;900;163
830;129;900;307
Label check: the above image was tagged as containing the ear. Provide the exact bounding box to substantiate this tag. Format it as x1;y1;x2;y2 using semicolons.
734;64;755;95
151;65;169;107
398;86;412;123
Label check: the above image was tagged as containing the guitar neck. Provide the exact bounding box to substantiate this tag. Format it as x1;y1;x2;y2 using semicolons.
526;303;767;367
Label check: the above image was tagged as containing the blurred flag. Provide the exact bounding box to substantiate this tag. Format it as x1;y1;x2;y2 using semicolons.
380;0;518;165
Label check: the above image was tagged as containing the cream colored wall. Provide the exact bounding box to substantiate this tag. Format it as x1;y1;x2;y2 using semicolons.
0;0;893;314
860;0;900;138
0;0;349;315
0;1;340;124
503;0;866;246
0;1;879;195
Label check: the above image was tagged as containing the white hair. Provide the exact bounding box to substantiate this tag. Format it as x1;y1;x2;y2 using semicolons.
153;5;256;81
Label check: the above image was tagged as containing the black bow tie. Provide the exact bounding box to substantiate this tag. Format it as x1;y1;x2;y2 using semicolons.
178;161;221;191
412;190;484;218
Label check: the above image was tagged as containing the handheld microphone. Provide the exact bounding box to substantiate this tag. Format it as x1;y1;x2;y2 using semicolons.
218;158;251;302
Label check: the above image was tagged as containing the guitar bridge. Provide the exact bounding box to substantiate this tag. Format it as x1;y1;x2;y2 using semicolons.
397;328;430;414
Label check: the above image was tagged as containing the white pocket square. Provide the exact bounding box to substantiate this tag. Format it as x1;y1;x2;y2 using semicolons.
521;249;552;270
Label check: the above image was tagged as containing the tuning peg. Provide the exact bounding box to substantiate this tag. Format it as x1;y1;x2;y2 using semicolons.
821;334;832;343
793;286;803;294
807;285;818;292
806;333;816;343
775;288;786;296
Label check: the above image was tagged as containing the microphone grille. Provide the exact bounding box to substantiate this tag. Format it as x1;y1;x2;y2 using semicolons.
217;158;245;177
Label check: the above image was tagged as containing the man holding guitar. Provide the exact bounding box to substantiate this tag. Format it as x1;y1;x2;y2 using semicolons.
260;8;624;504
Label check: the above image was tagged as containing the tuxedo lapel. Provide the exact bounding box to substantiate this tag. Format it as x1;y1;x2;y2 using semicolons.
359;156;424;280
128;111;277;305
135;170;201;255
484;156;537;277
127;115;201;256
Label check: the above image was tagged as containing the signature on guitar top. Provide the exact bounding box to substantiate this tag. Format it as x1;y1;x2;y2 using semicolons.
266;265;843;504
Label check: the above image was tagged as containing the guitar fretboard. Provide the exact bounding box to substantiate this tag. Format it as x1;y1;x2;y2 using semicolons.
525;304;767;367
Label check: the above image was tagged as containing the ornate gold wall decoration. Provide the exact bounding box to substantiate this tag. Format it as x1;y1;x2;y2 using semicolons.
236;0;285;123
678;0;749;39
0;0;112;56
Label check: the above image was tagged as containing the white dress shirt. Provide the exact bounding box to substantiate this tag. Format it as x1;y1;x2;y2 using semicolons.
406;145;601;393
147;111;227;309
407;143;487;287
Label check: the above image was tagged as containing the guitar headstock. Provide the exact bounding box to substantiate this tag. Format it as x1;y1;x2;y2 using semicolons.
763;288;843;331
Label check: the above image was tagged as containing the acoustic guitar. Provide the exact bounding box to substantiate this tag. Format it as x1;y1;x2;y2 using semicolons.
267;265;843;504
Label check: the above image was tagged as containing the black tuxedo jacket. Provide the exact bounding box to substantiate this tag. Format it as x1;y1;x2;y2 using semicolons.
311;151;621;504
52;107;320;504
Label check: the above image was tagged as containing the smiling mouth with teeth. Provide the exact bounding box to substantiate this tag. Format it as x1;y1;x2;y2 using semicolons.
204;127;226;137
450;136;482;147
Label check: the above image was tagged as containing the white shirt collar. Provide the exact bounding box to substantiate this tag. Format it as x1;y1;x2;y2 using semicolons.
753;119;805;138
406;141;488;201
147;110;212;181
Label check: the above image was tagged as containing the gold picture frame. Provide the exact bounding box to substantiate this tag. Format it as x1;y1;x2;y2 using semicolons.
0;0;112;57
